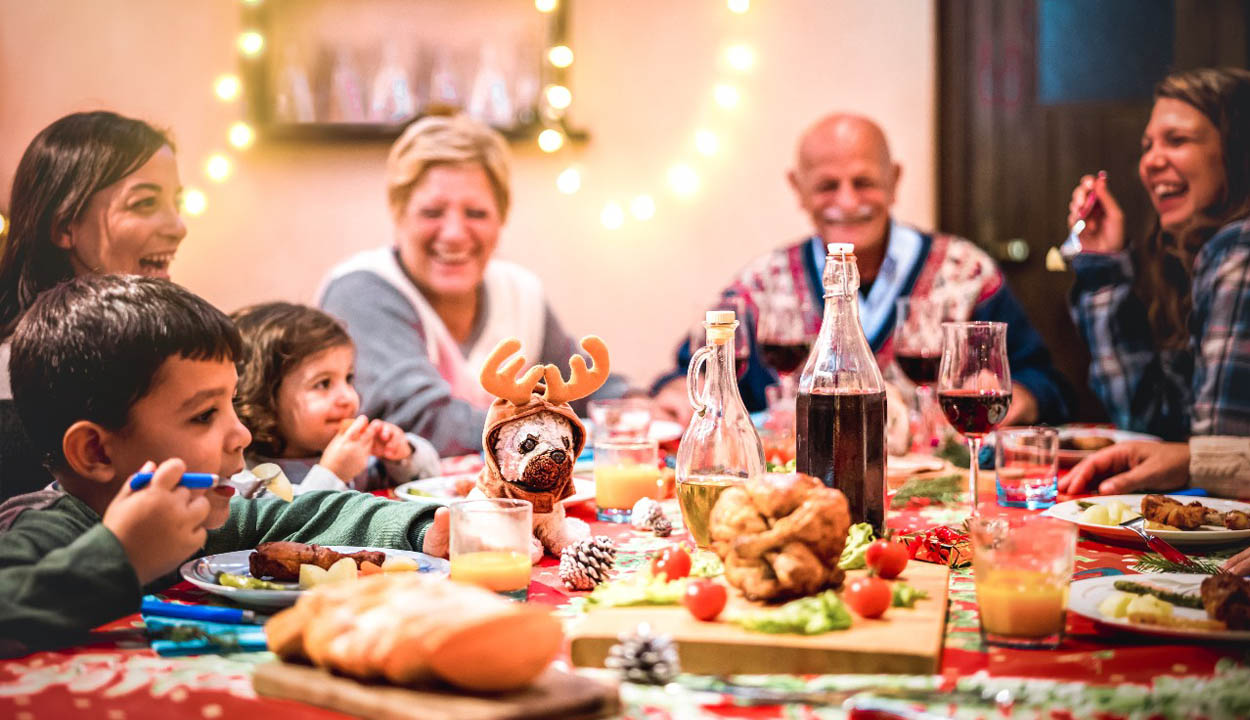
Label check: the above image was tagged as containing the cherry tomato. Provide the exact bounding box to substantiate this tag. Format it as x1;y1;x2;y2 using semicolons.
683;579;728;621
865;539;909;579
650;545;692;581
843;576;891;618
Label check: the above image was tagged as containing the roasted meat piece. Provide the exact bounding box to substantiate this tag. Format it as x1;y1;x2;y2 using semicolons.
1140;494;1209;530
1223;510;1250;530
249;541;386;581
1200;573;1250;630
708;473;851;602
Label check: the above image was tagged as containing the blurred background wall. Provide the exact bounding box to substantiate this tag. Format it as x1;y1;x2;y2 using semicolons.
0;0;935;387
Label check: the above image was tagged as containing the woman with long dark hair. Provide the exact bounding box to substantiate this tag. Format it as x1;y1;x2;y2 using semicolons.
1067;67;1250;442
0;111;185;499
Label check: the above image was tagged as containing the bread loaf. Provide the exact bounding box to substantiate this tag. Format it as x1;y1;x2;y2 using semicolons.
266;573;562;692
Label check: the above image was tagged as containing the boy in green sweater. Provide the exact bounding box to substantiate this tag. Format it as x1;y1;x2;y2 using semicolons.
0;275;449;656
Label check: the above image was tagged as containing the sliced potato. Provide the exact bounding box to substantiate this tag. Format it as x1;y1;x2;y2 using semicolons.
1080;504;1111;525
1098;591;1133;618
382;555;420;573
325;557;359;585
252;462;294;502
300;564;329;589
1126;593;1173;618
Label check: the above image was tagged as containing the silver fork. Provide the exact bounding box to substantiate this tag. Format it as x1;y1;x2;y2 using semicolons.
1059;171;1106;261
1119;515;1200;569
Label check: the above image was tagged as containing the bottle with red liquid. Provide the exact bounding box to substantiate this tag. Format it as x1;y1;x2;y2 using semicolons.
796;243;887;531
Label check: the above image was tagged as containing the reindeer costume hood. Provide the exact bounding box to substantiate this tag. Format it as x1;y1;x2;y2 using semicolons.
476;336;609;514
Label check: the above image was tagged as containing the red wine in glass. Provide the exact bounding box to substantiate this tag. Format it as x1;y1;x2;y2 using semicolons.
760;342;811;375
895;352;941;385
938;389;1012;437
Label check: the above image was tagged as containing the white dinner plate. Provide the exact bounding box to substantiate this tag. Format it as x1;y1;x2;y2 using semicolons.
395;465;595;508
1067;573;1250;642
581;419;684;445
1043;494;1250;547
1056;426;1161;467
180;546;449;609
886;454;947;476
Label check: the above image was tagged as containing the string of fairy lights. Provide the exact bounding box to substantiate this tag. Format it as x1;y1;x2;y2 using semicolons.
0;0;752;234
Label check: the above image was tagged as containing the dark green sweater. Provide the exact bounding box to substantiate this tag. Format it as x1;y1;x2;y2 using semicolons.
0;489;439;657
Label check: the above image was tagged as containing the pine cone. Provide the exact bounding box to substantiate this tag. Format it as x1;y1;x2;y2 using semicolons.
630;497;664;530
558;535;617;591
652;515;673;537
605;624;680;684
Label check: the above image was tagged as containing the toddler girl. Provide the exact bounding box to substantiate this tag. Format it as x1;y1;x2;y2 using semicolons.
230;302;440;497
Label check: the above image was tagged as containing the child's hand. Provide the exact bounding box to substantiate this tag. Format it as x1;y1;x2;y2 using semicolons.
102;459;212;585
320;415;375;482
370;420;413;462
421;506;450;558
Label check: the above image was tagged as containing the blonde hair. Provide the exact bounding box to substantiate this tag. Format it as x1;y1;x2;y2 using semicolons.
386;114;512;221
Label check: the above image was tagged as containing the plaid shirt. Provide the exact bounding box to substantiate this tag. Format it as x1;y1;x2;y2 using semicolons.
1070;218;1250;440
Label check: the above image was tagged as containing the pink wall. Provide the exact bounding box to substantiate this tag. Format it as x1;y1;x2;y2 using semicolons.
0;0;934;385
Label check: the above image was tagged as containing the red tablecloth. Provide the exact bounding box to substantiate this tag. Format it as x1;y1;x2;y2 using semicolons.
2;457;1246;720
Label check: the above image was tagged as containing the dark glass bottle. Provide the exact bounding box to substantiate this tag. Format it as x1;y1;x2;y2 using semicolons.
796;243;887;531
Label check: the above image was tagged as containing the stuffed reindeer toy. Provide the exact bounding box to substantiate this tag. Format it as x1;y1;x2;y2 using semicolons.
473;336;609;562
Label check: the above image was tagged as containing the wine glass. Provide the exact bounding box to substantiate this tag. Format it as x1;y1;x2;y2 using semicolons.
756;293;809;416
937;322;1011;508
689;295;750;380
893;297;951;450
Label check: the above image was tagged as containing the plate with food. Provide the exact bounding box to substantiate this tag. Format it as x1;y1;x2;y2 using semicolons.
1056;426;1161;467
181;542;449;608
1043;494;1250;546
395;463;595;506
1068;572;1250;642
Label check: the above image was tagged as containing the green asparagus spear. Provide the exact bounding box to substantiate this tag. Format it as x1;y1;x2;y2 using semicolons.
1112;579;1205;609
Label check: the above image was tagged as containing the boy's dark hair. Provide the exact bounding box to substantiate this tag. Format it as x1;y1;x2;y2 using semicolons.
230;302;353;458
0;111;172;338
10;275;241;469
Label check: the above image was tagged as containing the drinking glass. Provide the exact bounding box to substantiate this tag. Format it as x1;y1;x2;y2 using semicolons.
893;297;953;450
588;398;653;443
594;438;662;522
995;427;1059;509
970;512;1076;649
756;293;809;416
449;498;532;601
937;322;1011;507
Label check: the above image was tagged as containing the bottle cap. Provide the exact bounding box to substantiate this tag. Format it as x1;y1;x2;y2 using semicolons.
827;242;855;257
705;310;736;324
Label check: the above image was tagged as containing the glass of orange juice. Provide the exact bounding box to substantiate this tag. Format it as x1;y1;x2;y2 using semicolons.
970;511;1076;649
449;498;532;601
594;439;662;522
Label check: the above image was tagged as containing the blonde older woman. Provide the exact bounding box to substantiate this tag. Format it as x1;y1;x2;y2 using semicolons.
319;114;627;455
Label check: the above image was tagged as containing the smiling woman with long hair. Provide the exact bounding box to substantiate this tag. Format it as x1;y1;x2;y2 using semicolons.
1068;67;1250;440
0;110;185;500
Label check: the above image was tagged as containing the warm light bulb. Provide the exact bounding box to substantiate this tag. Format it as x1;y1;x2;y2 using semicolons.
545;85;572;110
714;84;740;109
537;129;564;153
205;154;232;182
228;122;255;149
556;167;581;194
667;164;700;196
182;188;208;216
547;45;574;68
535;0;557;12
695;129;719;156
241;0;263;5
725;45;754;71
630;195;655;221
601;202;624;230
214;74;242;101
0;213;7;236
728;0;749;13
237;31;264;57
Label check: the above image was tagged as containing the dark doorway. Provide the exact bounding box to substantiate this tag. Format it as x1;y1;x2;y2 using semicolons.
937;0;1250;421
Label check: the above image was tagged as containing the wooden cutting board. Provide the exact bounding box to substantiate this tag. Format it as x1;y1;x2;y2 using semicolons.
569;562;950;675
253;662;619;720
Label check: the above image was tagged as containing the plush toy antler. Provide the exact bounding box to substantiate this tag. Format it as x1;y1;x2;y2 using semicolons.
543;336;610;405
480;338;545;406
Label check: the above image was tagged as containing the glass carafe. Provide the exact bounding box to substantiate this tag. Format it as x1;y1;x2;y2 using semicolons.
675;310;765;548
796;243;888;531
